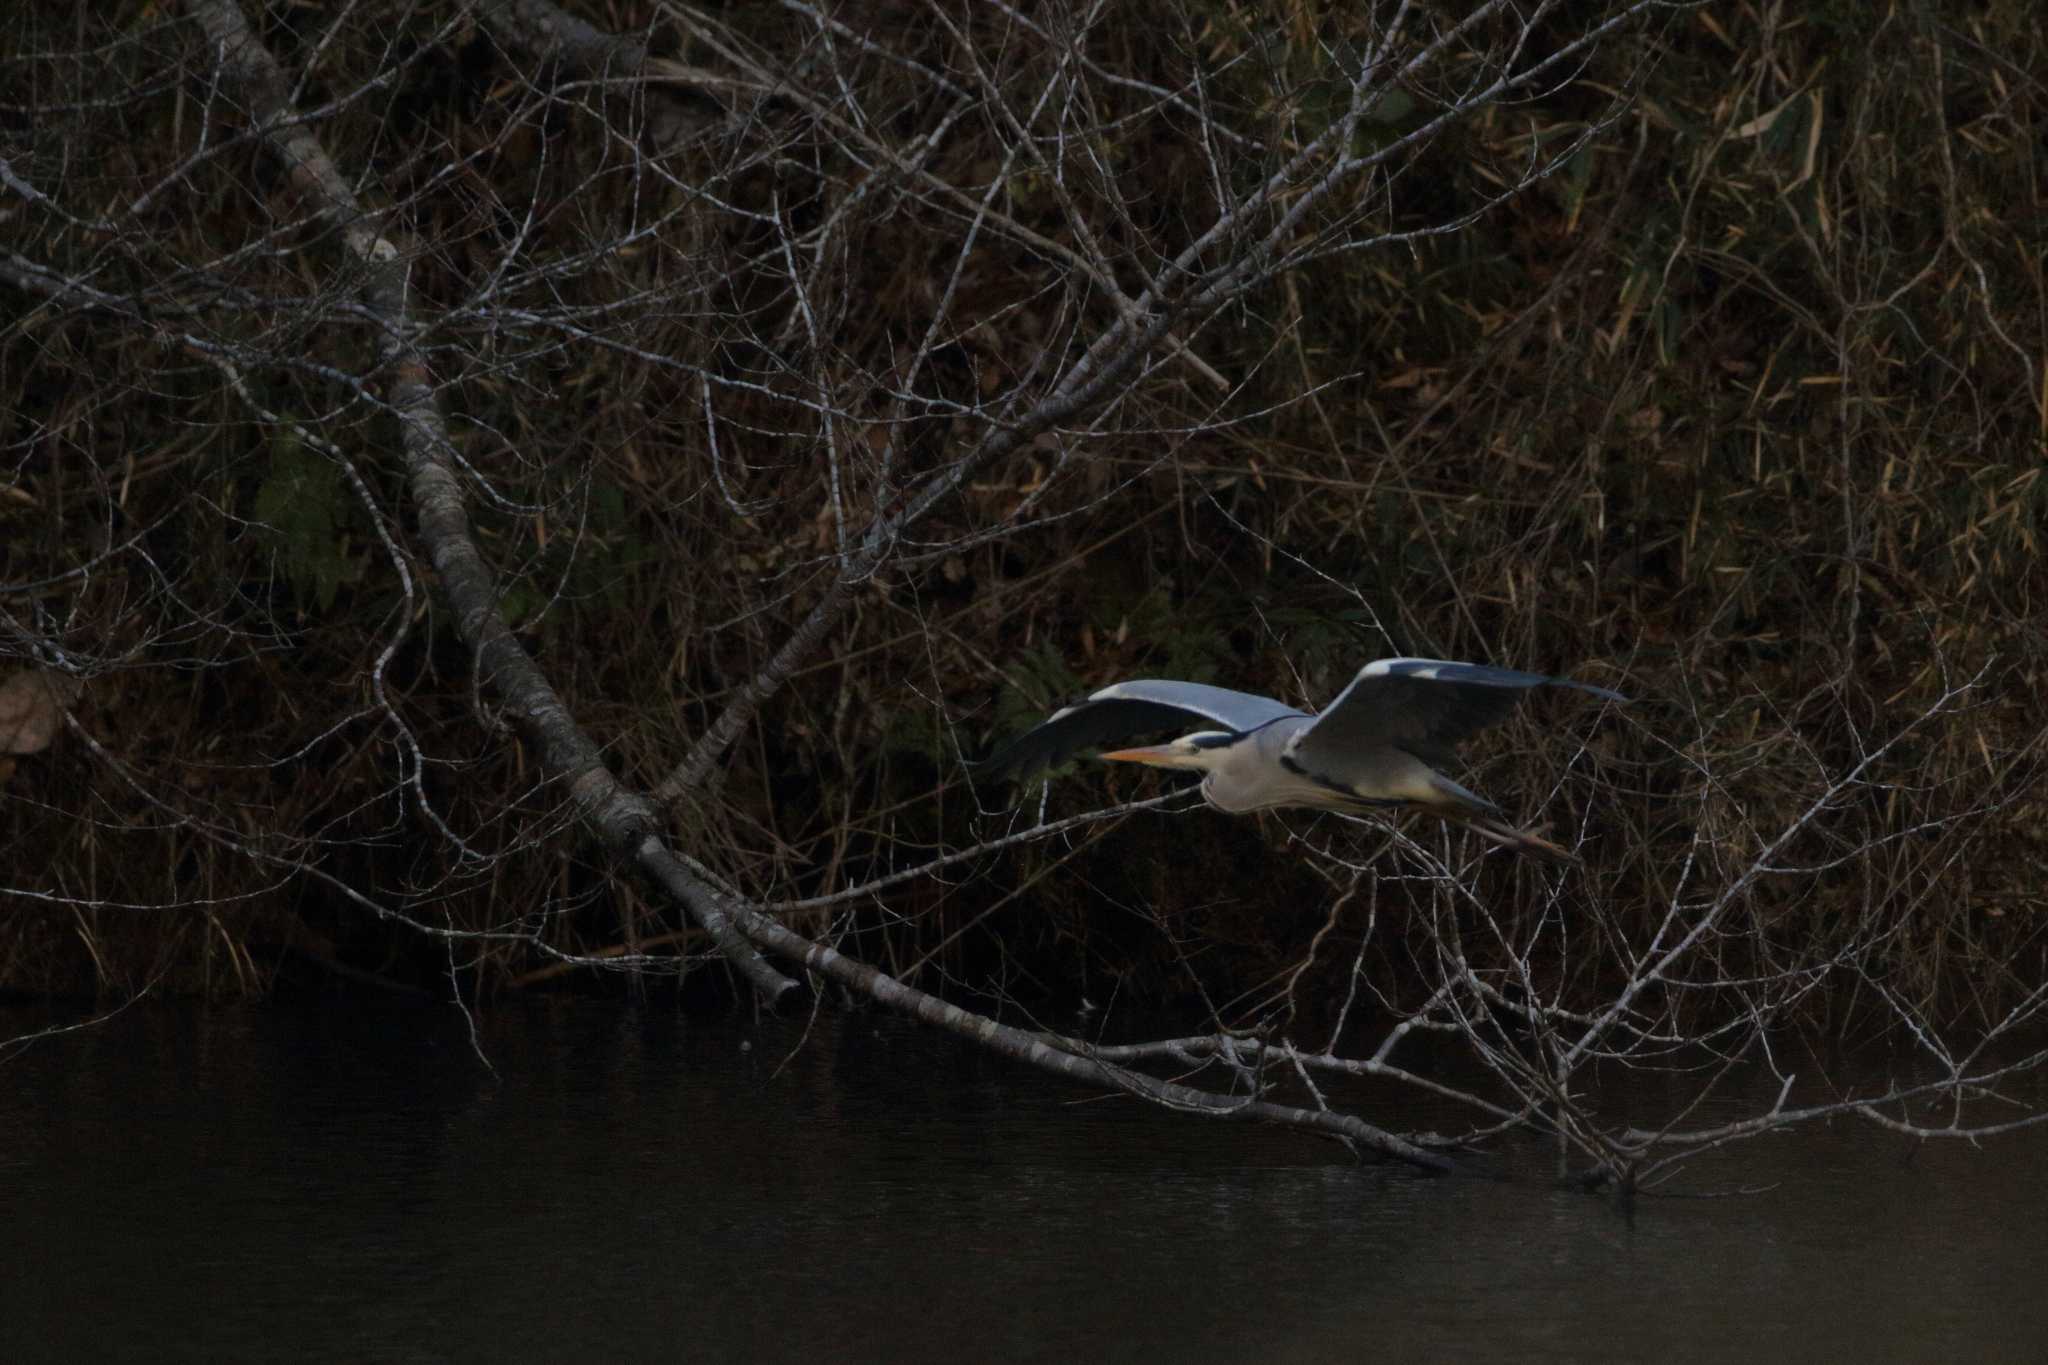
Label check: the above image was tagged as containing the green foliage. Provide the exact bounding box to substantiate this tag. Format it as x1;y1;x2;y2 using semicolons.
989;641;1087;748
1098;587;1234;684
498;481;657;630
249;432;358;614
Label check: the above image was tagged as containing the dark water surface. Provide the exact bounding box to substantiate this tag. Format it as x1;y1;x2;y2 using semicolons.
3;1000;2044;1363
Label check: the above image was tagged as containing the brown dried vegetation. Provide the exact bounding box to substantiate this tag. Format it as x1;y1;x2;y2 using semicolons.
2;0;2043;1045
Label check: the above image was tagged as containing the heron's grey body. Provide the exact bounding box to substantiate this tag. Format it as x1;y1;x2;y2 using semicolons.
982;657;1624;858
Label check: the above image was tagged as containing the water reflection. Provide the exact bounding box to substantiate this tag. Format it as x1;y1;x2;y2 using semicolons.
2;1001;2043;1362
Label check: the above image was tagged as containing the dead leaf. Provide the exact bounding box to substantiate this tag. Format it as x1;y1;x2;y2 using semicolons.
0;669;81;755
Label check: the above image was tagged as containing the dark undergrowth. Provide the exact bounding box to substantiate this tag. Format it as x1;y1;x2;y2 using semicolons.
2;0;2043;1035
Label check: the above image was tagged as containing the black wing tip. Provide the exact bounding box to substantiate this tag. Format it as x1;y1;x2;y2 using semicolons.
971;744;1046;786
977;690;1249;785
974;696;1126;785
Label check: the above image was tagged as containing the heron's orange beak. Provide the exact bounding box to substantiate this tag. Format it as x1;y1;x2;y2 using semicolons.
1098;743;1182;767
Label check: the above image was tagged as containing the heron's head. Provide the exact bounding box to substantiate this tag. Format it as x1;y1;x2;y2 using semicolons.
1099;730;1239;773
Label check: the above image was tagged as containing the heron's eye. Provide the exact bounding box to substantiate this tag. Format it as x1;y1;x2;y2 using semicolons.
1187;732;1237;750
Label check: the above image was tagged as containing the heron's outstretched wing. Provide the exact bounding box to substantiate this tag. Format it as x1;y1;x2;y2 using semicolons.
1289;657;1625;777
979;680;1304;783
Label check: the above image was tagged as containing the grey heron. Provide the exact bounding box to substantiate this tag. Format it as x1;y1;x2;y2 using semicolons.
981;657;1625;860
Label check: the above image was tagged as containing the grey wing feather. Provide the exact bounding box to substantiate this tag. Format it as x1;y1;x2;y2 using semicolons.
1091;680;1306;732
1291;657;1625;773
979;680;1304;784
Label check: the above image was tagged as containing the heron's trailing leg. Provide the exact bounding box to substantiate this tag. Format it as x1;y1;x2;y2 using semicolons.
1432;807;1576;862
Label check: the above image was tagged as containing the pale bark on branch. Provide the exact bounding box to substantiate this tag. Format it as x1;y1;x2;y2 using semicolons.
184;0;795;1003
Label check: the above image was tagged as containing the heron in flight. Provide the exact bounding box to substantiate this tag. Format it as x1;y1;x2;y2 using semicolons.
981;658;1624;860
